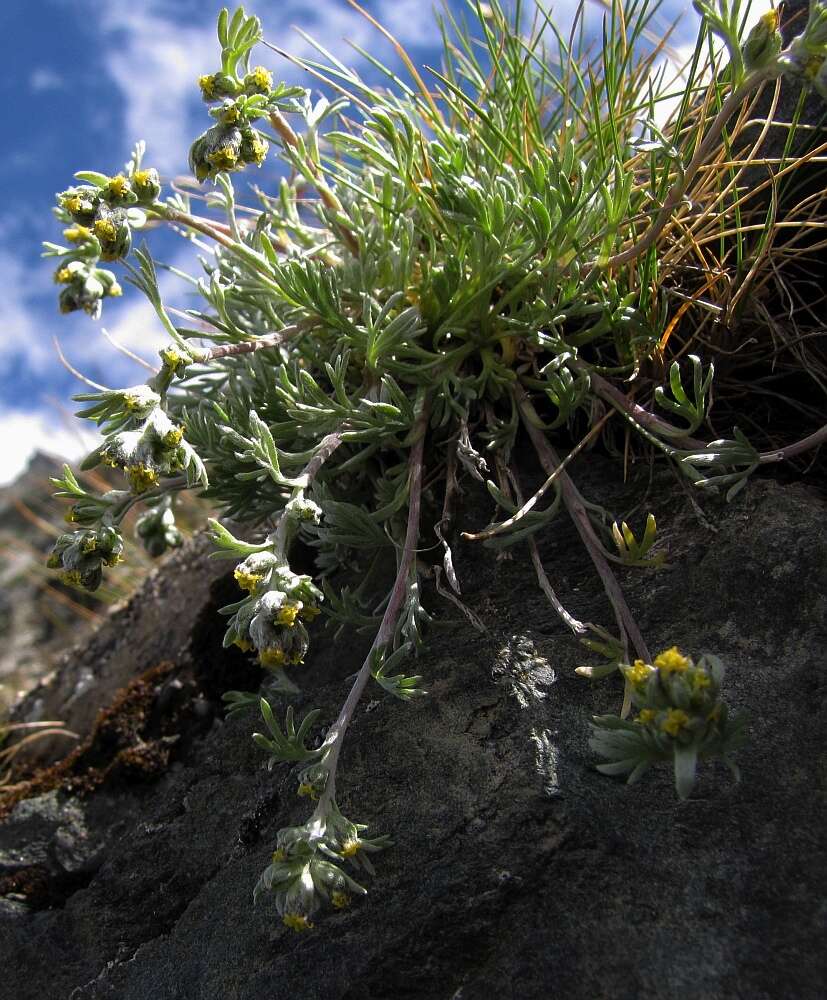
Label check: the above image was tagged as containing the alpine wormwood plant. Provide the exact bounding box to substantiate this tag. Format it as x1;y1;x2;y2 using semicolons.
44;1;827;929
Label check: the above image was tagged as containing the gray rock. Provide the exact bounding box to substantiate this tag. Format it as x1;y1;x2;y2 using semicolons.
0;458;824;1000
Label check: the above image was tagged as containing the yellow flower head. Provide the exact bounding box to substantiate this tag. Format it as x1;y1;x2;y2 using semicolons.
297;782;317;799
93;218;118;243
635;708;657;725
691;668;711;691
760;9;779;32
282;913;313;932
106;174;130;198
331;891;350;910
133;169;153;187
276;603;300;627
206;145;238;170
63;225;91;243
162;426;184;448
661;708;690;736
339;839;360;858
260;647;287;668
198;74;216;99
271;848;287;863
654;646;690;676
104;553;123;567
249;66;273;91
623;659;653;687
54;267;74;285
61;570;83;587
244;135;268;165
108;282;123;297
80;535;97;554
127;464;159;494
62;194;82;214
232;636;252;652
233;566;263;592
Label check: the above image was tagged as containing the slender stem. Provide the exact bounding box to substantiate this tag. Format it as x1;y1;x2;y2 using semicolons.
203;325;303;360
112;477;189;522
515;385;650;663
758;422;827;464
269;112;360;257
592;79;759;271
272;432;345;557
463;408;613;542
313;404;429;812
579;364;705;449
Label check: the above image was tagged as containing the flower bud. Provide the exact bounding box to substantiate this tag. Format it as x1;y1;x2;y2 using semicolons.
188;124;243;182
132;167;162;203
102;174;137;206
243;65;273;95
198;72;240;102
240;126;269;168
59;186;101;226
742;11;782;73
93;208;132;261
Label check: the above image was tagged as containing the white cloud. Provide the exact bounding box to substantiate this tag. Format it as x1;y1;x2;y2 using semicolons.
0;408;95;486
0;249;55;378
30;67;65;93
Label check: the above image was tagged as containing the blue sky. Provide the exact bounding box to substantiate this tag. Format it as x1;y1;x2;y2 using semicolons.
0;0;764;482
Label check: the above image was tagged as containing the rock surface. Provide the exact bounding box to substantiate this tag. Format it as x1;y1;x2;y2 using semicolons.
1;457;825;1000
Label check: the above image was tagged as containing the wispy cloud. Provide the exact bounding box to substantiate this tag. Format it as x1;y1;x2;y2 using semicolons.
0;407;93;486
0;247;55;378
29;67;65;93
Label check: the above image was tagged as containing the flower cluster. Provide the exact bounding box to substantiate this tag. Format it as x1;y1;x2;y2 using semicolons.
189;65;280;182
53;258;123;319
781;2;827;100
47;525;124;591
96;406;204;495
590;647;746;798
224;556;323;671
254;801;391;931
135;500;183;557
47;151;162;316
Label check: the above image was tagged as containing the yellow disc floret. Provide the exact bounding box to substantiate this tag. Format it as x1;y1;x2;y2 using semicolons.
126;464;160;494
661;708;690;736
260;647;287;668
282;913;313;932
635;708;657;725
93;218;118;243
249;66;273;91
54;267;74;284
207;145;238;170
63;225;91;243
331;891;350;909
107;174;130;198
654;646;690;675
198;74;216;99
691;669;711;691
276;603;300;627
339;839;360;858
623;659;653;687
234;566;263;592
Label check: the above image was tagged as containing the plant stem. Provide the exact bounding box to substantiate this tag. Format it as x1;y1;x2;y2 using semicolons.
758;422;827;463
581;365;705;449
313;403;429;812
592;79;760;271
515;384;650;663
